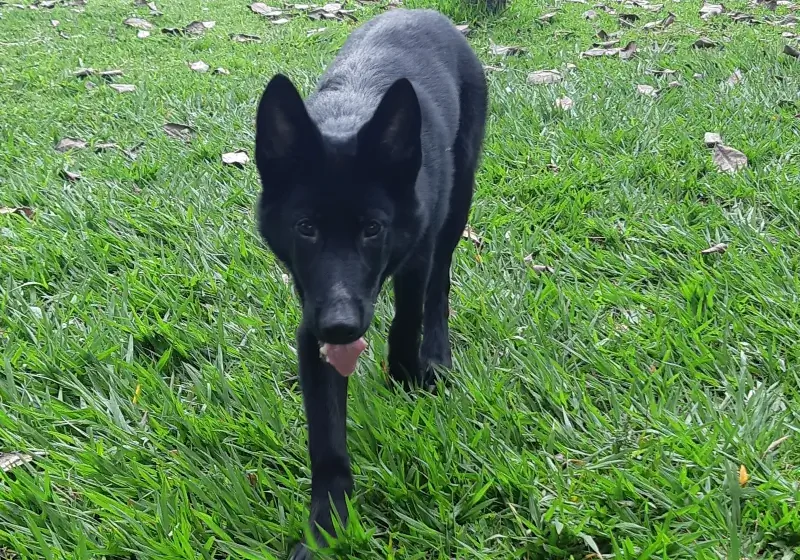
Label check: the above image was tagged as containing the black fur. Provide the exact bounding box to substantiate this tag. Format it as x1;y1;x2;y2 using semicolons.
254;9;487;558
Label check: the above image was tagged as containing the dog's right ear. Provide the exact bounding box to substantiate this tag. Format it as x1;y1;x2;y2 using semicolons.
255;74;321;181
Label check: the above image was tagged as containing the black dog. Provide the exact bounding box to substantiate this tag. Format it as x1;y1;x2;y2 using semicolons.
254;8;487;558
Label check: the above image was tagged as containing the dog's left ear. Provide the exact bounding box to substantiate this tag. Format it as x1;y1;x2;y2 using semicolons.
357;78;422;180
255;74;322;180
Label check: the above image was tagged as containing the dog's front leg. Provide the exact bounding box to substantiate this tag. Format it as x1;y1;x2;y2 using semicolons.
291;325;353;559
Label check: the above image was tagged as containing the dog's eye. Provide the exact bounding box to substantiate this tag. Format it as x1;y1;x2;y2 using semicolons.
363;220;383;238
295;219;317;238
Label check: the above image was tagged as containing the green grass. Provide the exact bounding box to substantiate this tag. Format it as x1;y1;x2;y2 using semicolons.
1;0;799;557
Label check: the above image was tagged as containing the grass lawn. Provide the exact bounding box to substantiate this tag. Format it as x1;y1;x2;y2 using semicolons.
1;0;799;557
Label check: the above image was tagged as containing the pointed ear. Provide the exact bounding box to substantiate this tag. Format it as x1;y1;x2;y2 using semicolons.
357;78;422;179
255;74;321;180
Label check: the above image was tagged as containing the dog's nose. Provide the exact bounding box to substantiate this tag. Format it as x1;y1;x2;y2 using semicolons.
318;306;361;344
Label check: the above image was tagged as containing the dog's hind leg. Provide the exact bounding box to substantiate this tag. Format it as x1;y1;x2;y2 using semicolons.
421;79;487;380
387;254;431;389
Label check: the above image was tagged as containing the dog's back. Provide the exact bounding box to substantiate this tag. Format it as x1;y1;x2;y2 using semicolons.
305;8;487;239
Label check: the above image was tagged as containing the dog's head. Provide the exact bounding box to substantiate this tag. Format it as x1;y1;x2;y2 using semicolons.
254;73;423;345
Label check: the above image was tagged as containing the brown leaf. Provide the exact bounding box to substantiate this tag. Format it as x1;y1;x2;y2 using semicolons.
213;67;230;75
163;122;195;140
700;2;725;18
123;17;153;30
184;20;212;35
188;60;210;72
765;435;790;454
527;69;562;84
555;96;574;110
59;169;81;181
455;23;470;35
784;43;800;58
693;37;717;48
636;84;658;96
704;132;722;147
94;142;119;151
490;42;526;56
619;41;638;59
109;84;136;93
99;69;124;78
73;68;95;77
230;33;262;42
538;11;557;22
581;46;620;57
594;38;620;47
649;68;676;76
0;207;35;219
55;137;87;151
661;12;676;27
0;452;44;472
461;225;483;249
222;151;250;166
738;464;749;486
250;2;283;16
619;13;639;25
147;1;161;14
726;68;743;85
524;256;555;273
701;242;728;254
713;144;747;172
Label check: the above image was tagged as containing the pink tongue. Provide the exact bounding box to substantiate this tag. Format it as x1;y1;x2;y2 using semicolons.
322;338;367;377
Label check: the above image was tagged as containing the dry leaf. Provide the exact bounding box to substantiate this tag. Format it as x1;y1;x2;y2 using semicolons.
693;72;705;79
701;242;728;254
490;42;526;56
668;80;682;88
272;17;290;24
738;465;749;486
55;137;87;151
138;30;150;38
713;144;747;172
0;452;43;472
184;20;212;35
703;132;722;148
661;12;676;27
251;2;283;16
538;11;556;22
99;69;124;78
230;33;262;42
595;39;620;47
555;96;574;109
0;206;35;219
693;37;717;48
59;169;81;181
581;46;619;57
700;2;725;18
765;435;790;454
726;68;743;85
188;60;210;72
525;257;555;274
620;41;638;59
51;19;59;26
649;68;676;76
527;69;562;84
147;1;160;14
222;151;250;166
123;17;153;30
583;9;598;18
455;23;470;35
163;122;195;140
619;12;639;25
636;84;658;96
213;67;230;75
784;43;800;58
73;68;95;77
109;84;136;93
94;142;119;151
461;225;483;248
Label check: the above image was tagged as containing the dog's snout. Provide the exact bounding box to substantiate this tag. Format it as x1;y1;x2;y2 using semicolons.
318;304;362;344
